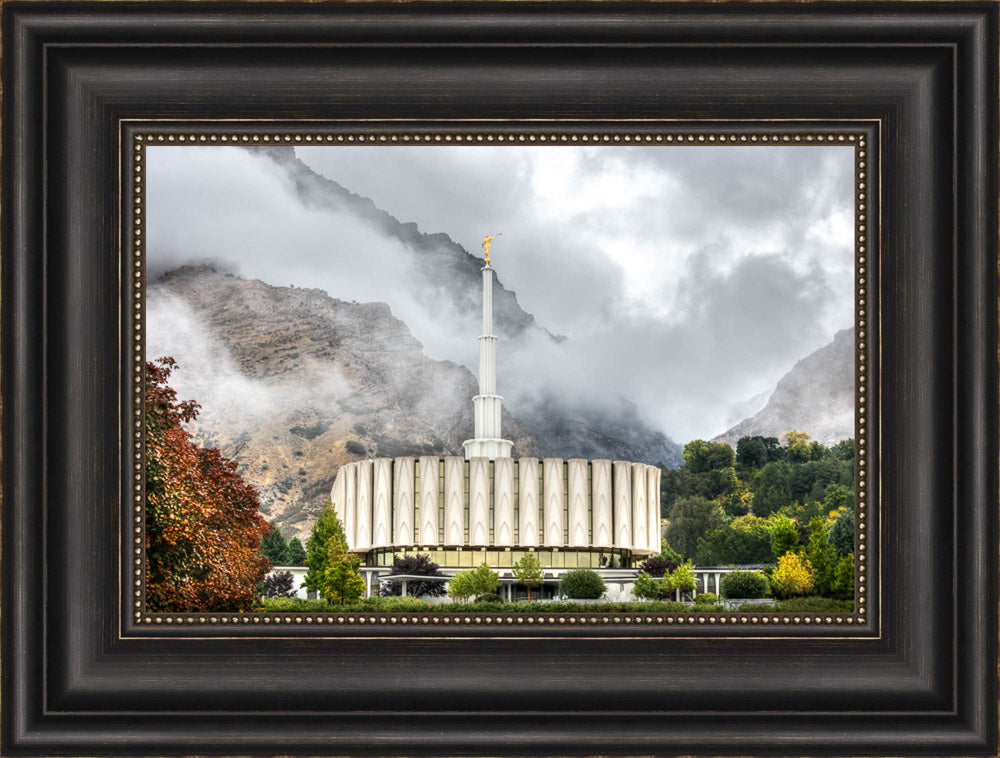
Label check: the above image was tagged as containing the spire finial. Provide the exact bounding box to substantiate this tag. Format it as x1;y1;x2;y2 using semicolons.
481;233;501;265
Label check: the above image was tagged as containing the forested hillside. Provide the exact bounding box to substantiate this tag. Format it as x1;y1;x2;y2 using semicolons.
658;432;855;598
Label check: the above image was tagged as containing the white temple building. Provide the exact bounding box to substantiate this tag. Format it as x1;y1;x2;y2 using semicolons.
330;239;661;599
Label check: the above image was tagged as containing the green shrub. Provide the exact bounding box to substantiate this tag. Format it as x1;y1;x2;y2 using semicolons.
559;569;606;599
737;602;776;612
261;597;330;612
632;572;669;600
694;592;719;605
774;596;853;612
720;570;770;599
361;596;431;612
477;592;503;604
345;440;366;456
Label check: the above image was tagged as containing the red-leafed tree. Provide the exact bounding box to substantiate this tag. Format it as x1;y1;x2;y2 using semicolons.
145;357;271;611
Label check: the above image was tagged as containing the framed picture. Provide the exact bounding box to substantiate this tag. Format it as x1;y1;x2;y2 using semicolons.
3;2;996;756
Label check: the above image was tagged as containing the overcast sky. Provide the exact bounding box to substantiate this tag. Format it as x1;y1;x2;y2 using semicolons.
146;143;854;443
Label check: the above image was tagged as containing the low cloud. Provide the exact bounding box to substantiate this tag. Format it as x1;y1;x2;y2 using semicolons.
146;144;853;443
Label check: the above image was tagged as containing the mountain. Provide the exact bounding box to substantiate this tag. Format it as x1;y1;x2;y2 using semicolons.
149;265;541;541
520;392;681;467
148;265;681;542
255;146;559;344
713;328;854;447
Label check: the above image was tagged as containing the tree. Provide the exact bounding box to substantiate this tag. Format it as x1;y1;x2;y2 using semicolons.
737;435;784;468
260;521;290;565
632;572;669;600
701;466;740;502
304;501;348;594
831;438;855;461
559;569;606;599
752;462;792;517
637;557;678;577
668;561;697;594
448;571;475;602
831;554;855;599
770;552;815;598
736;436;768;470
766;513;800;560
682;439;736;474
783;430;814;464
512;554;544;600
659;538;682;562
829;508;855;556
144;358;270;612
697;519;772;566
380;553;447;597
285;537;307;566
665;496;725;559
824;484;854;515
321;535;365;605
262;571;296;598
467;562;500;597
717;477;753;518
804;517;838;596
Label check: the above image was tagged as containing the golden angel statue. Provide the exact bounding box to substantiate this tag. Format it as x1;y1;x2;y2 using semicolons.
481;233;502;265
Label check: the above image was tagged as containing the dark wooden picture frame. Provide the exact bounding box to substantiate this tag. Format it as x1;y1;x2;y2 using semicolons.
2;2;997;755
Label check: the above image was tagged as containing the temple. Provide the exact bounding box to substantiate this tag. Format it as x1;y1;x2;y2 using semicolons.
330;237;661;599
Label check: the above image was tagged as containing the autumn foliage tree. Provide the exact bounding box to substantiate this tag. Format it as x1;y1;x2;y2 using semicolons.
770;552;816;599
145;358;271;611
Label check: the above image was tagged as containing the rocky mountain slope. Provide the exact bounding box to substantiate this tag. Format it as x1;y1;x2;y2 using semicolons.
148;265;681;541
256;146;556;344
149;265;541;541
713;328;854;447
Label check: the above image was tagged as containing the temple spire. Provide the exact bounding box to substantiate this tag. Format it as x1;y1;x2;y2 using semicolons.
463;236;513;460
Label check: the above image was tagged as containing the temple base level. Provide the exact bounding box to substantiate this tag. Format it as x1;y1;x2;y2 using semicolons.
462;437;514;459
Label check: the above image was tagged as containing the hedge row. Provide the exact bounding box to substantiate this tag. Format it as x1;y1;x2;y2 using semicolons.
260;596;853;614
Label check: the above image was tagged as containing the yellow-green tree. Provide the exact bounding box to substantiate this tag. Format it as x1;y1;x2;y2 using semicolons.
321;535;365;605
512;554;544;600
771;551;816;598
447;571;474;602
449;563;499;601
669;560;697;593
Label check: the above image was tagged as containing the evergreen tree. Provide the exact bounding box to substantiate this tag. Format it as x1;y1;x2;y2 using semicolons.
829;508;855;556
285;537;307;566
304;501;349;593
321;535;365;605
260;521;290;565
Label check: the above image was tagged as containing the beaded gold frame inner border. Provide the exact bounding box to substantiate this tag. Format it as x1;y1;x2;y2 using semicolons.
125;123;875;633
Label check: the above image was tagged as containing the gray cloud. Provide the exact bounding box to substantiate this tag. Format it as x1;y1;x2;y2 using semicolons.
146;143;853;443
